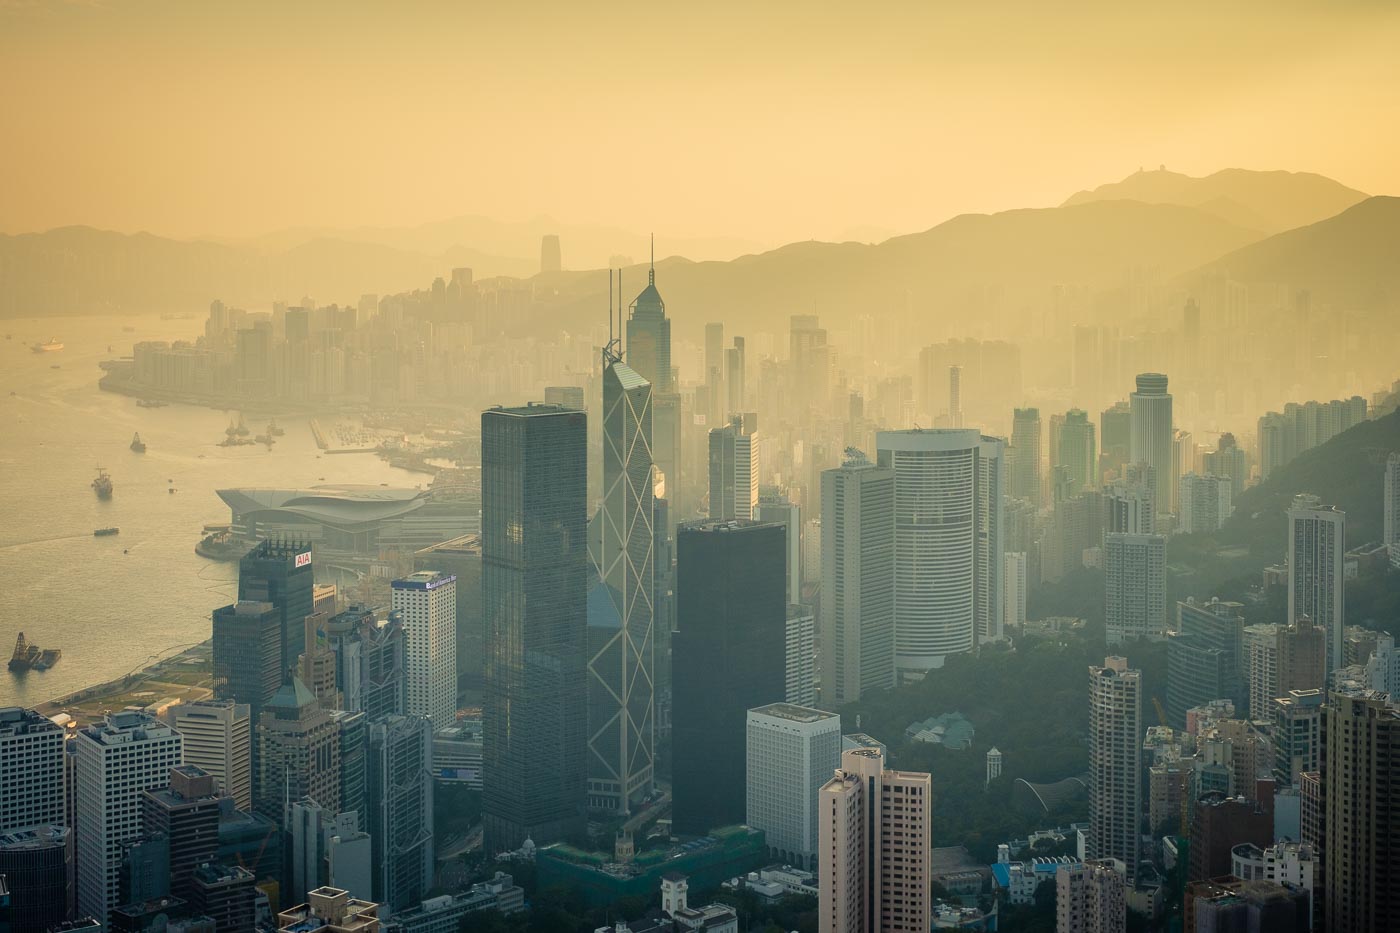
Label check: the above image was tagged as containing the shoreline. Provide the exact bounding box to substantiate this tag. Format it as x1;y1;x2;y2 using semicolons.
30;640;214;727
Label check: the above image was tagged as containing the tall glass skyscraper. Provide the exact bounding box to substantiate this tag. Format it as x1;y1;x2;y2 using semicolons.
481;404;588;851
820;451;895;706
587;346;656;816
625;262;672;394
237;538;315;675
628;260;682;532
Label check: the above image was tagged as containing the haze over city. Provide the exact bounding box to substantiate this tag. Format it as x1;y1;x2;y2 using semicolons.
2;3;1399;933
3;1;1400;248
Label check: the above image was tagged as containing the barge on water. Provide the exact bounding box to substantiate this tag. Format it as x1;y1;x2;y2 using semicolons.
9;633;61;671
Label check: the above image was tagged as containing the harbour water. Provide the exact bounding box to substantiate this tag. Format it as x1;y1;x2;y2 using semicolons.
0;315;419;707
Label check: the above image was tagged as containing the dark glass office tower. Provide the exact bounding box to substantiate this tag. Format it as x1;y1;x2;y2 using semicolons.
481;404;588;852
212;600;281;723
238;539;315;675
671;519;786;835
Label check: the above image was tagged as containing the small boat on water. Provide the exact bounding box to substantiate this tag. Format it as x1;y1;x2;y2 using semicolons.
94;527;119;536
130;432;146;453
268;419;285;437
136;398;167;408
92;467;113;499
9;633;61;672
31;338;63;353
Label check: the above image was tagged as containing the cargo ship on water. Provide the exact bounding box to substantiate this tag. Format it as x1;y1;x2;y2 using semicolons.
8;633;61;671
92;467;113;499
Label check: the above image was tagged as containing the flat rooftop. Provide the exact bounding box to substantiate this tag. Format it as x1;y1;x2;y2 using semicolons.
751;702;837;724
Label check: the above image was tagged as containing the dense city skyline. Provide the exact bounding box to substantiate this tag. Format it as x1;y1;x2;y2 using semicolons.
2;5;1399;932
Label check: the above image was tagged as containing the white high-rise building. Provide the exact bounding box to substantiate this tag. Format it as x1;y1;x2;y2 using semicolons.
391;571;458;731
1242;624;1281;720
1003;552;1028;634
877;429;1003;679
819;451;895;706
1178;473;1232;534
1287;494;1345;668
1056;859;1127;933
1170;430;1195;516
1104;533;1167;644
1088;658;1141;885
976;436;1007;643
986;747;1003;788
746;703;841;871
785;607;817;708
1365;633;1398;695
709;415;759;520
168;698;252;810
819;746;932;933
74;710;183;926
1230;841;1318;921
0;706;66;833
1105;464;1156;535
1384;452;1400;553
1129;373;1173;515
1010;408;1042;510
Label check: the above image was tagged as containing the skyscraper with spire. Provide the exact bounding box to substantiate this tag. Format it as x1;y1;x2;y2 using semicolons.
588;272;657;815
625;240;671;394
627;241;682;530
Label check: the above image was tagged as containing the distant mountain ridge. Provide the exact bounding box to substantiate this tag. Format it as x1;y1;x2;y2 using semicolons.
0;225;534;317
1063;167;1367;233
536;199;1266;338
206;215;765;270
1;168;1385;326
1193;196;1400;309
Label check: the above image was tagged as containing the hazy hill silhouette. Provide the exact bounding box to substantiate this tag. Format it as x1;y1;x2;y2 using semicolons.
1191;196;1400;311
1229;407;1398;548
538;200;1264;340
1063;167;1367;234
1;199;1264;326
1171;408;1400;598
210;215;763;271
0;226;530;317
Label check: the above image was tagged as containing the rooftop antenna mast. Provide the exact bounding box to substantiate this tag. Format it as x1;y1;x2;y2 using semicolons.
604;269;622;365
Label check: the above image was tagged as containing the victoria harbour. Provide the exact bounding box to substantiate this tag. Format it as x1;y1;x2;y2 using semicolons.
0;315;413;707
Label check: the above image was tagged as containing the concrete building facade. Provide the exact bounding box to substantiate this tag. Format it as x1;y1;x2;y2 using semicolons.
818;746;932;933
746;703;841;871
1088;658;1141;885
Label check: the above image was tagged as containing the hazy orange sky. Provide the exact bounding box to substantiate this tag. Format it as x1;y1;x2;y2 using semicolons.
3;0;1399;246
